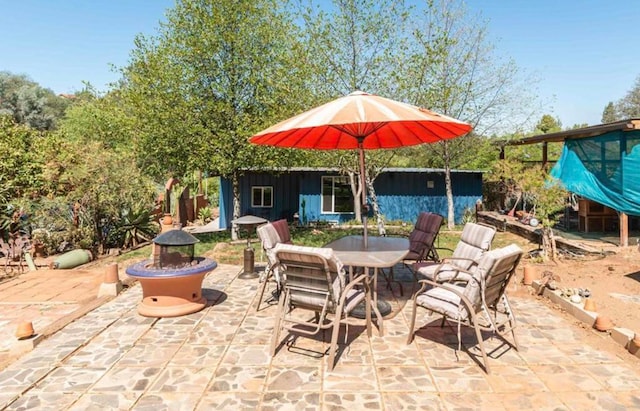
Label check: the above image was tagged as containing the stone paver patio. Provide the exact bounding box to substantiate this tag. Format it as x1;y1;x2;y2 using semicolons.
2;263;640;410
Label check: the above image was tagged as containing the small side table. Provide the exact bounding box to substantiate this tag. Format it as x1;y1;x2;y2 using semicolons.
232;215;267;279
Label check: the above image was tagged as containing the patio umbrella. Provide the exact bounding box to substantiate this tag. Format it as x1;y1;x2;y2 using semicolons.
250;91;472;246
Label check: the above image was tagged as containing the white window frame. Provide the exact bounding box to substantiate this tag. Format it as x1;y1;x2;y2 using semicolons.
321;176;353;214
251;186;273;208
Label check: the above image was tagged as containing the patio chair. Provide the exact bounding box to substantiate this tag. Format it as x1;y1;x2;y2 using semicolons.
255;219;293;311
270;243;371;372
403;212;444;273
413;222;496;284
406;243;523;374
379;212;443;296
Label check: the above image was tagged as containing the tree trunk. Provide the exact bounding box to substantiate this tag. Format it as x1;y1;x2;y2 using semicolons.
540;225;557;262
366;175;386;236
348;171;362;222
231;173;240;241
444;143;455;230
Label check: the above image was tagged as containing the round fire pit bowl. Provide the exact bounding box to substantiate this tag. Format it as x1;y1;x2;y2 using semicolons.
126;257;217;317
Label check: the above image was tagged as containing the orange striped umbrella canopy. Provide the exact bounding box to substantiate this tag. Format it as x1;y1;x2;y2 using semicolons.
250;91;471;149
250;91;472;246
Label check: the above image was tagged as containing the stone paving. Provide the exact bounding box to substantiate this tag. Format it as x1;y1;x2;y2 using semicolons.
2;263;640;410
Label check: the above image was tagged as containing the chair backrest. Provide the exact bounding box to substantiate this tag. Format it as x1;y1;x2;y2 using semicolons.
257;219;292;252
272;219;292;244
463;244;523;312
451;222;497;270
408;212;443;259
273;243;345;311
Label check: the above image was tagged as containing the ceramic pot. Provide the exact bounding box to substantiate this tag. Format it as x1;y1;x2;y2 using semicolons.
583;298;597;312
630;334;640;354
163;214;173;225
522;266;536;285
15;321;35;340
104;263;119;284
594;315;613;332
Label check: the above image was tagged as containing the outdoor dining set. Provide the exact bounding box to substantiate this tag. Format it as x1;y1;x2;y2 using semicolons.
253;213;524;374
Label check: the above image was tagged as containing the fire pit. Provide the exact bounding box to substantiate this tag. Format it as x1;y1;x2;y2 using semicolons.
125;228;217;317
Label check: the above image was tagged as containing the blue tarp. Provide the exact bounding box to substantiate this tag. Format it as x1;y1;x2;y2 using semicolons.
550;130;640;216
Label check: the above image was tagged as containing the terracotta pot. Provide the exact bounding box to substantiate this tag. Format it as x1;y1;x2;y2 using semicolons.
583;298;597;312
15;321;35;340
522;266;536;285
594;315;614;332
104;263;119;284
630;334;640;354
163;214;173;225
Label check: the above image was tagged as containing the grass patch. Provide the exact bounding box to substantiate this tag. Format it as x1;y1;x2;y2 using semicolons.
114;224;536;267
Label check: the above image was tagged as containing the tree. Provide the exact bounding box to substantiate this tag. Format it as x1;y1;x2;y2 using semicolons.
601;101;618;123
486;159;566;261
0;71;70;130
294;0;410;231
398;0;539;229
534;114;561;134
614;74;640;120
34;95;156;254
121;0;307;238
0;115;43;200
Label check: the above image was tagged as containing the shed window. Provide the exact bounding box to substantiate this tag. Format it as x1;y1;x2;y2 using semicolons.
252;186;273;208
321;176;353;213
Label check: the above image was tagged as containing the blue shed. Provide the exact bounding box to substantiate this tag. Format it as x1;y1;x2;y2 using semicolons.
219;167;483;229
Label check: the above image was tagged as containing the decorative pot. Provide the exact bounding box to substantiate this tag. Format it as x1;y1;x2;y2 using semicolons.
163;214;173;225
583;298;597;312
594;315;613;332
522;266;536;286
104;263;120;284
630;334;640;354
15;321;35;340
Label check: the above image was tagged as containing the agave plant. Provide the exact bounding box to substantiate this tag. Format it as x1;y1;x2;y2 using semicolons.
115;205;159;249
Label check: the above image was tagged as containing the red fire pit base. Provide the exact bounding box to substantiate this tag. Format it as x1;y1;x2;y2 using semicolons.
126;258;217;318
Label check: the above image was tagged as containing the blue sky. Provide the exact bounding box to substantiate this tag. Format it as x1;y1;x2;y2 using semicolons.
2;1;639;129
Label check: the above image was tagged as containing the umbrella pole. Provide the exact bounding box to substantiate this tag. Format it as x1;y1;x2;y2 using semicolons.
358;142;368;248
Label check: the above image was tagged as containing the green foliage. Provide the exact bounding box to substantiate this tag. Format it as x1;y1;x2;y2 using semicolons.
602;102;618;123
110;205;159;249
197;206;213;223
0;71;70;130
486;158;566;259
533;114;562;134
0;116;44;200
613;74;640;120
121;0;308;181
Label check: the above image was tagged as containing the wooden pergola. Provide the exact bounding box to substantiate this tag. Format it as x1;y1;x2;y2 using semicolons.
498;118;640;247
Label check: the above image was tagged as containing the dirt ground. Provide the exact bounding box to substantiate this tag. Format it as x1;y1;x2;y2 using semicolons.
520;242;640;336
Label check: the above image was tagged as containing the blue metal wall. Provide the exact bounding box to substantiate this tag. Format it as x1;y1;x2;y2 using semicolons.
220;169;483;228
374;171;482;222
219;171;301;229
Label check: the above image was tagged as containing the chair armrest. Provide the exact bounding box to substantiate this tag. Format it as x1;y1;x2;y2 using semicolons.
430;260;475;284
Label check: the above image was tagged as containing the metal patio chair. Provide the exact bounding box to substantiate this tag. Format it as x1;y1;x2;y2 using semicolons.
270;243;371;371
407;243;523;374
413;222;496;284
255;219;292;311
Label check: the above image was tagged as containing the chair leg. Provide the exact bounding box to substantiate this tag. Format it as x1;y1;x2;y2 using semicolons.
472;319;491;375
270;290;288;356
406;298;418;345
256;270;271;312
328;320;342;372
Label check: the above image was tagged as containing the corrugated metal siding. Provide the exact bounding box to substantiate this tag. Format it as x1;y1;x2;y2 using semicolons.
220;169;483;228
240;171;300;222
375;171;482;222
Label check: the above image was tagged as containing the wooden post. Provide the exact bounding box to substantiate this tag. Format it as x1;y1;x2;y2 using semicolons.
620;212;628;247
